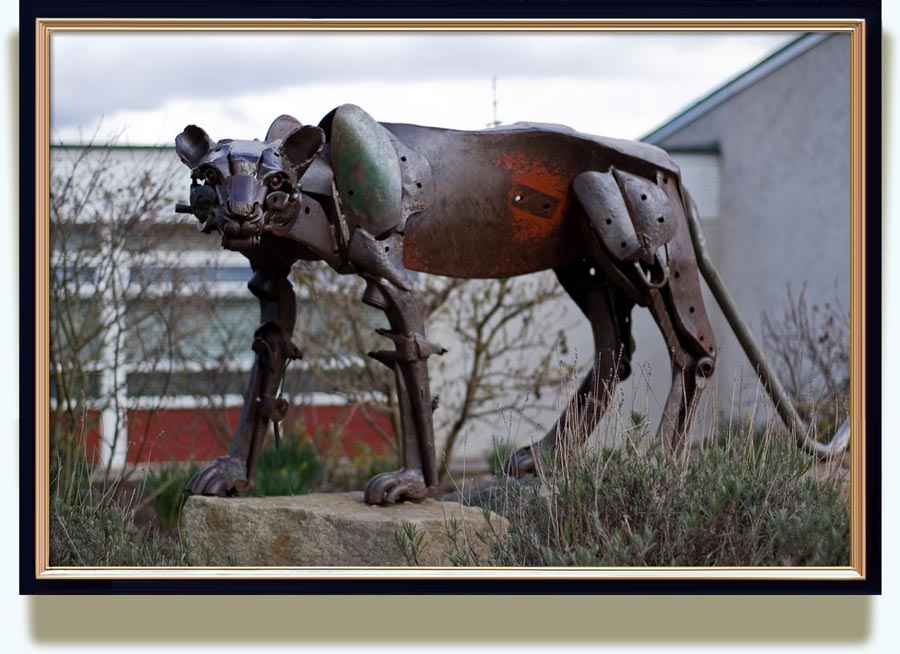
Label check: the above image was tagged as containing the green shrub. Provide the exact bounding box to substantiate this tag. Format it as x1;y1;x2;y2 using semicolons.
142;463;200;530
252;434;323;497
487;442;515;478
349;441;395;480
441;431;849;567
322;441;396;492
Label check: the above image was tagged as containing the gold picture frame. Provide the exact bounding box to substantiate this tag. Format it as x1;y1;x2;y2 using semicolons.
25;14;876;592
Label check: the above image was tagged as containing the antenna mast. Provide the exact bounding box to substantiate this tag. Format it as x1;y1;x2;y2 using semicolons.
489;76;501;127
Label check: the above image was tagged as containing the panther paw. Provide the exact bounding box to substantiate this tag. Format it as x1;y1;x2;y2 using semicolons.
364;468;433;505
501;444;546;479
185;456;251;496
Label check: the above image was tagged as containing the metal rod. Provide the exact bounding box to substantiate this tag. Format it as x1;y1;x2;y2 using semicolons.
681;189;849;457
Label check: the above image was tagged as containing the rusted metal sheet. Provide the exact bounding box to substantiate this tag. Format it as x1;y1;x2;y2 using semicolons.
661;180;717;359
395;127;583;278
612;169;676;264
573;170;641;261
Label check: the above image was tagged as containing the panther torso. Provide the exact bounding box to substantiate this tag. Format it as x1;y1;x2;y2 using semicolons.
378;121;680;278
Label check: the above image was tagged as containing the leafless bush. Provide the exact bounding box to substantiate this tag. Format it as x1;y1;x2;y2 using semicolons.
762;284;850;435
294;265;572;478
49;137;245;484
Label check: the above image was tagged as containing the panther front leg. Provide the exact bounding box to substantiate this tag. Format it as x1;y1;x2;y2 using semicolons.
363;282;444;504
347;229;445;505
186;267;301;496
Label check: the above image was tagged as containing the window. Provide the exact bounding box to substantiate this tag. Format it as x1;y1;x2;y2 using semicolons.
667;151;722;222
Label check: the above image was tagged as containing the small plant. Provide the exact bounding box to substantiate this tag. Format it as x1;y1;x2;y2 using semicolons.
441;512;499;567
395;522;427;566
252;434;323;497
487;442;515;478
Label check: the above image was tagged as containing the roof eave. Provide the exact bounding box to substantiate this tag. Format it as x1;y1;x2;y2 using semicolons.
642;32;832;146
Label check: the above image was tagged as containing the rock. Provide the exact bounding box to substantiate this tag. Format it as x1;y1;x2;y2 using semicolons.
182;492;508;567
442;477;545;517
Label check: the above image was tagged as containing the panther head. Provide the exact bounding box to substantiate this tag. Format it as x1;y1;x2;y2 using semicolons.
175;115;325;254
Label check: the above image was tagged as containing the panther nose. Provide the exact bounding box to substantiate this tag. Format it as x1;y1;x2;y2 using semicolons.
225;175;263;222
226;198;261;221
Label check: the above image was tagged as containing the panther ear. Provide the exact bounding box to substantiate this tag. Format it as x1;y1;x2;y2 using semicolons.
175;125;215;168
279;125;326;176
265;114;303;142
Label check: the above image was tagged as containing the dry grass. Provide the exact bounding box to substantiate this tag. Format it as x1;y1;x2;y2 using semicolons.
431;413;850;568
49;451;186;567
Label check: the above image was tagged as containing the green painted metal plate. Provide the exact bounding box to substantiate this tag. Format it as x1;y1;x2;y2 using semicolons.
330;104;403;236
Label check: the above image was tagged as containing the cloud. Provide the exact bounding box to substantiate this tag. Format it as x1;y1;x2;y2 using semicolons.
51;31;796;143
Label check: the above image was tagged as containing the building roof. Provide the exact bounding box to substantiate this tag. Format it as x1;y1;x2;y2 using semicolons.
641;32;831;146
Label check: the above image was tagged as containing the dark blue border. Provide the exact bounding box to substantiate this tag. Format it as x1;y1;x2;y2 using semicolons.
12;0;887;20
19;0;882;595
862;0;883;597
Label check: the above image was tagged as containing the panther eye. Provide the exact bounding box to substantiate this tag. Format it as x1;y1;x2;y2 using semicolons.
266;173;286;190
202;167;220;185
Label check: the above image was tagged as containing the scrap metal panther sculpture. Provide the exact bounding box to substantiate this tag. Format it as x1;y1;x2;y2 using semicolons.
173;104;822;506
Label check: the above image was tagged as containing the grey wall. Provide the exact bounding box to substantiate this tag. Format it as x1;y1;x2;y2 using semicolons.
643;33;851;431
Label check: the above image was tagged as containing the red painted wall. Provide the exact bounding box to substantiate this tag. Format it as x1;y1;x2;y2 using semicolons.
50;409;103;464
124;403;395;465
51;404;393;464
53;403;396;467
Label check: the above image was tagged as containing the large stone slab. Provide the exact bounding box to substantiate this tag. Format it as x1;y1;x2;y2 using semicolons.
182;492;507;567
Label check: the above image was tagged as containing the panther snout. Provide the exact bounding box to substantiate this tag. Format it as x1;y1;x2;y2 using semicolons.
224;174;266;223
226;199;263;222
221;218;261;239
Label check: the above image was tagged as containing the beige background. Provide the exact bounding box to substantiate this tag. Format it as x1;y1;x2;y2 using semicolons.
3;6;895;653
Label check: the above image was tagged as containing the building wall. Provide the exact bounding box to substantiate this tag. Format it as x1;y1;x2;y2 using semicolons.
641;33;851;430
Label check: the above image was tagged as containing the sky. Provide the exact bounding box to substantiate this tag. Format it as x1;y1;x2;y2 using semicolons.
50;31;797;145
